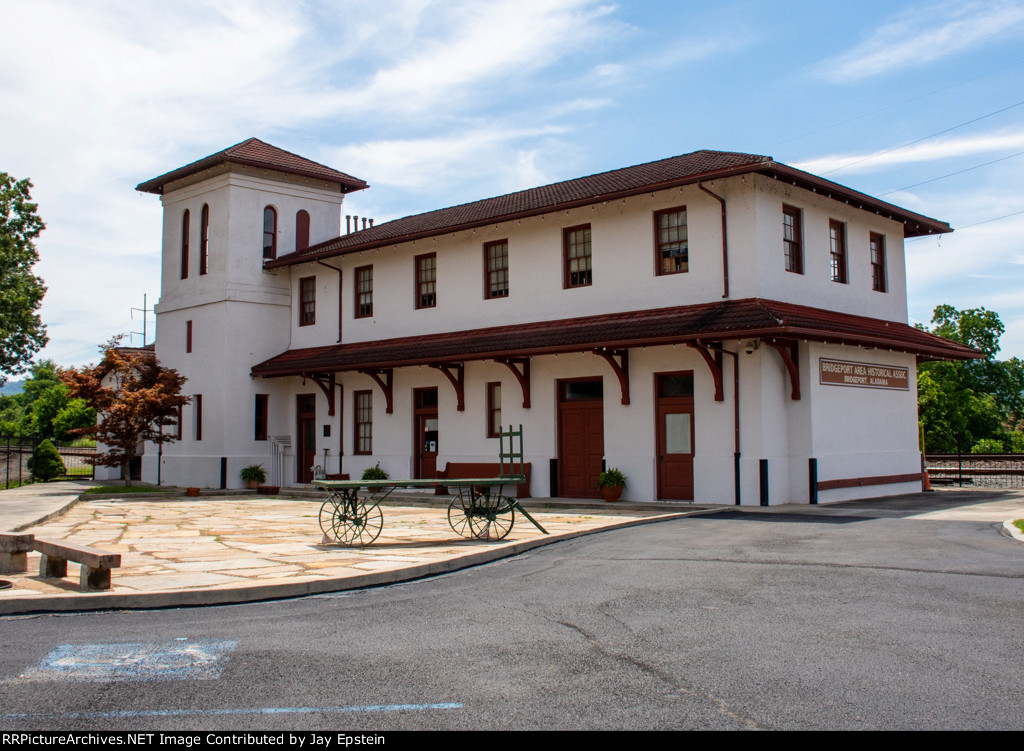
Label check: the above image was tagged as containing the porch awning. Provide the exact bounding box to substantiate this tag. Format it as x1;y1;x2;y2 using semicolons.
250;297;979;378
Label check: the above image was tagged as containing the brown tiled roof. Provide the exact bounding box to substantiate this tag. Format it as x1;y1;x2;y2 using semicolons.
250;298;978;377
136;138;368;194
265;149;952;268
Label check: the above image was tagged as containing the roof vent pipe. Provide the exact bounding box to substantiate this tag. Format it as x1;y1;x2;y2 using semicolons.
369;218;374;228
346;215;351;234
362;218;368;231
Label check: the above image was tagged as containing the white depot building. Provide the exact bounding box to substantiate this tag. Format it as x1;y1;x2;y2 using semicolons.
129;138;975;504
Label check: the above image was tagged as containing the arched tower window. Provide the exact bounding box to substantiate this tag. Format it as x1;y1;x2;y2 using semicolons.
180;209;190;280
296;210;310;251
199;204;210;275
263;206;277;260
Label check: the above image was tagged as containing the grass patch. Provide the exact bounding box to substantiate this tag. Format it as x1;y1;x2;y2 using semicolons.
85;485;177;494
1014;519;1024;534
64;466;94;477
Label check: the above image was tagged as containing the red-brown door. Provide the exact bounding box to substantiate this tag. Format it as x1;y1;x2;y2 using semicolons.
557;379;604;498
655;372;694;500
297;394;316;484
414;388;439;479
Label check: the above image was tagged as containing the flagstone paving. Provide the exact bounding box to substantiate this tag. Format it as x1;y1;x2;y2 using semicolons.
0;496;684;603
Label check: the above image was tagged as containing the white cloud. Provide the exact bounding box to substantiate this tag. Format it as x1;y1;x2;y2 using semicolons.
792;129;1024;175
325;125;571;196
820;1;1024;83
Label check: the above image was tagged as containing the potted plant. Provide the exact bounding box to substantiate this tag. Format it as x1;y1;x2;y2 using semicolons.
597;468;627;502
361;463;388;481
240;464;267;489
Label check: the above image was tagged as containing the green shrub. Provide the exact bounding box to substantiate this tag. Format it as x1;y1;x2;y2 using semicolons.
970;438;1005;454
240;464;267;483
362;463;388;480
28;439;66;481
597;467;627;488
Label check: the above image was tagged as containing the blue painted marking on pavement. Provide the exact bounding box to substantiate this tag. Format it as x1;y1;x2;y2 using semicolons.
1;703;463;721
19;639;237;681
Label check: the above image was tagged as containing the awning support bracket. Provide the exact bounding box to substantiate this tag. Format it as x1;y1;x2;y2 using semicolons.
429;362;465;411
593;348;630;405
686;342;725;401
495;357;531;408
358;368;394;413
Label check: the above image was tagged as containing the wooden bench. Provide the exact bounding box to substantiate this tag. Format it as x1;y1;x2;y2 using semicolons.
437;462;531;498
0;533;35;574
34;537;121;591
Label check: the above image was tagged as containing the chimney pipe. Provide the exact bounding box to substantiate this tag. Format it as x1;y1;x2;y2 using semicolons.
345;215;351;234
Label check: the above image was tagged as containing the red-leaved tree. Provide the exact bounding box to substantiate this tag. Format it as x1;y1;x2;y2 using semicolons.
62;340;189;486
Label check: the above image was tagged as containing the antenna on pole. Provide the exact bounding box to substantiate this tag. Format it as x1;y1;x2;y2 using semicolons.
130;294;154;346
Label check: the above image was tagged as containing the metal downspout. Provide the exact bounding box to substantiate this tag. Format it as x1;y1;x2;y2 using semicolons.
698;182;729;298
316;259;344;343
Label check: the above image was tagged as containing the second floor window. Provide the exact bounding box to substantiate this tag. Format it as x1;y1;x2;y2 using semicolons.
355;266;373;318
564;225;592;288
199;204;209;275
783;205;803;274
300;276;316;326
829;220;847;284
180;209;190;280
263;206;277;260
655;207;688;275
296;210;310;251
485;240;509;298
416;253;436;308
870;233;887;292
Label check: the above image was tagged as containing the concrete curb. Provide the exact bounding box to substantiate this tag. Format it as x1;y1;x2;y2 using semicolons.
0;508;723;616
1002;518;1024;542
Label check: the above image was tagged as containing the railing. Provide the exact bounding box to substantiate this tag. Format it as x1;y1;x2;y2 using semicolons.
1;432;97;489
925;453;1024;489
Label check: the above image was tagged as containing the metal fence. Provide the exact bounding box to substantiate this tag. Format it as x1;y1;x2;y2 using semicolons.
1;432;96;489
925;453;1024;489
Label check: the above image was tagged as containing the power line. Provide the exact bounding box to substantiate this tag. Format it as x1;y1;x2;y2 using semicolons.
769;59;1024;149
879;150;1024;195
819;98;1024;176
907;208;1024;240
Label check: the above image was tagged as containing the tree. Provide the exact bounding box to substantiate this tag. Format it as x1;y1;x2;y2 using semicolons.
918;305;1023;453
28;438;65;482
62;340;189;486
0;173;48;384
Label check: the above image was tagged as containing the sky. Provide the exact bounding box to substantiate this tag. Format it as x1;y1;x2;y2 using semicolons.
2;0;1024;377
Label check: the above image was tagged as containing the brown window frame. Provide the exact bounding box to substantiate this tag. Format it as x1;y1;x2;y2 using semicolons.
484;240;509;299
199;203;209;275
563;224;592;288
254;394;269;441
299;276;316;326
355;265;373;318
654;207;688;275
180;209;190;280
783;205;803;274
185;320;192;353
354;390;372;455
486;382;502;438
263;206;277;260
870;232;887;293
295;210;310;252
194;394;203;441
415;253;437;309
829;219;847;284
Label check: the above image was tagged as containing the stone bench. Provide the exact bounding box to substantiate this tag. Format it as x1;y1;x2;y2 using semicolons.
0;533;35;574
34;537;121;591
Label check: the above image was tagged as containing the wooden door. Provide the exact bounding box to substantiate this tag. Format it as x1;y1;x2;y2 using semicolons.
297;394;316;484
655;373;694;500
557;379;604;498
414;388;439;479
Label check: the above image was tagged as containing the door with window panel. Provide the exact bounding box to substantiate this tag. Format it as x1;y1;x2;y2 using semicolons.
656;372;695;500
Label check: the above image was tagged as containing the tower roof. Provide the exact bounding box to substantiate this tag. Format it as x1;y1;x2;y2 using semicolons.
136;138;368;195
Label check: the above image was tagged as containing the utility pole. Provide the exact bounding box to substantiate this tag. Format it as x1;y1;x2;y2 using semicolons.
131;294;153;346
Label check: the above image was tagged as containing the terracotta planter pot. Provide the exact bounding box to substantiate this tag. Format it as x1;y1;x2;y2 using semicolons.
601;485;623;502
245;479;260;489
186;487;200;497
